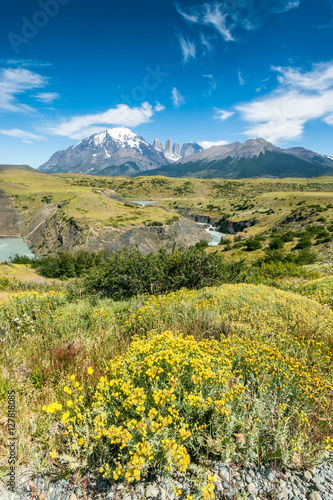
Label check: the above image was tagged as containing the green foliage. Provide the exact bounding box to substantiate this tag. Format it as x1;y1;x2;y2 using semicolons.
294;238;312;250
33;251;105;279
81;247;247;300
245;237;262;251
147;221;163;227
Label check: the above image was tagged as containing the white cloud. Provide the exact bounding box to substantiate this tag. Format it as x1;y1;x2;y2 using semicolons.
203;74;216;95
236;61;333;143
202;4;234;41
199;140;228;149
0;59;51;68
175;3;199;23
237;70;245;86
34;92;60;103
171;88;186;108
0;67;48;113
175;1;301;54
214;108;235;121
154;101;165;112
273;62;333;91
178;35;196;63
48;102;164;140
200;33;214;53
274;0;300;12
0;128;46;143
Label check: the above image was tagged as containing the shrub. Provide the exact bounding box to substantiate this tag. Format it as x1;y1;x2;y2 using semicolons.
299;277;333;307
294;238;312;250
81;247;247;300
269;238;284;250
124;284;333;368
245;237;262;251
44;330;333;497
147;221;163;227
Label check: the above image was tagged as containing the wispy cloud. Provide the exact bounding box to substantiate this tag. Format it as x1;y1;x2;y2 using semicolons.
178;34;196;63
237;70;245;86
274;0;300;13
0;128;46;143
34;92;60;104
0;59;51;68
47;102;164;140
200;33;214;54
214;108;235;121
203;74;216;96
202;4;234;41
0;67;48;113
171;87;185;107
199;140;228;149
236;61;333;142
176;1;301;55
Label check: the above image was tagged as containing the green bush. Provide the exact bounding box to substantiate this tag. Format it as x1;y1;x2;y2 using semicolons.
81;247;247;300
245;237;262;251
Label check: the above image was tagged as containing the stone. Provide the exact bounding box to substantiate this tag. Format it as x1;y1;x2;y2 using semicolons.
277;488;292;500
246;474;253;483
74;488;82;496
146;484;160;498
69;495;77;500
248;482;257;494
307;492;322;500
313;475;325;485
303;471;313;482
315;484;326;493
220;469;229;481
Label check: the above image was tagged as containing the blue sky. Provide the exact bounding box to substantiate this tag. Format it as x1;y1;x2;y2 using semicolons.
0;0;333;168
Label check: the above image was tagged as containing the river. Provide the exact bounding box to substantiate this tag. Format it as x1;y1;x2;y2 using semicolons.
0;238;35;262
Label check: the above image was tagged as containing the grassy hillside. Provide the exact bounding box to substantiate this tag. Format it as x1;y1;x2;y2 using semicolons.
1;170;333;260
0;164;35;172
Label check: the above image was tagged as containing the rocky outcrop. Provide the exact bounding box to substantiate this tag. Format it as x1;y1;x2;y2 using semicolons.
217;218;256;235
0;190;25;237
24;203;211;256
24;203;86;255
194;215;210;223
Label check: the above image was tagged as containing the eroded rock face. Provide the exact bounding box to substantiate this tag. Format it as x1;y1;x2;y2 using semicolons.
217;218;256;235
24;203;85;254
24;203;211;256
0;190;25;237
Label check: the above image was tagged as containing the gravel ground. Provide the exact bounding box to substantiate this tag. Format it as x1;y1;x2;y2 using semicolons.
1;453;333;500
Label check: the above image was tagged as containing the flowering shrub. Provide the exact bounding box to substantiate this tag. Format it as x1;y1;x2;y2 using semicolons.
124;284;333;369
0;291;66;335
44;331;333;498
299;276;333;308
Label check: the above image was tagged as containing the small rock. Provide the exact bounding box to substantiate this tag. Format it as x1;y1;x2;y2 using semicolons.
248;482;257;494
246;474;252;483
308;492;322;500
304;471;313;482
146;484;160;498
312;475;325;485
277;488;292;500
69;495;77;500
220;469;229;481
74;487;82;497
314;484;326;493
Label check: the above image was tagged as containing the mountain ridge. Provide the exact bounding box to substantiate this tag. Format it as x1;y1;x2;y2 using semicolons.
38;128;333;179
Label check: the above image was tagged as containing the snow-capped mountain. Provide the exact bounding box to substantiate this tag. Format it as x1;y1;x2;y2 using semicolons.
39;128;333;179
152;137;203;162
146;138;333;179
39;127;169;176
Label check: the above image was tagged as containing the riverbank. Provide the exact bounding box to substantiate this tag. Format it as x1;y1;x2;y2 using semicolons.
1;453;333;500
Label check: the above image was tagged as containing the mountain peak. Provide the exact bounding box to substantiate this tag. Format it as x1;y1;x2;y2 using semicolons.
106;127;139;142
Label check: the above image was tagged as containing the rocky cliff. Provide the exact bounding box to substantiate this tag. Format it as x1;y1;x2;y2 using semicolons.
0;190;25;237
24;203;211;256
